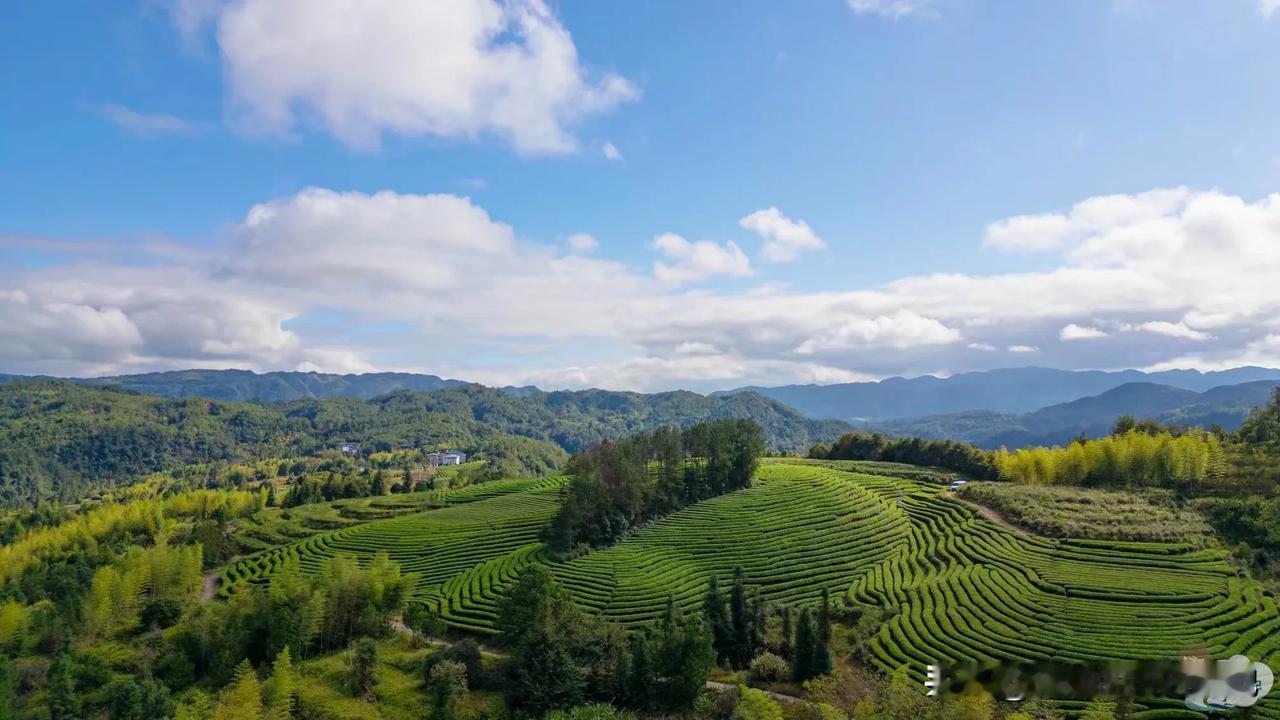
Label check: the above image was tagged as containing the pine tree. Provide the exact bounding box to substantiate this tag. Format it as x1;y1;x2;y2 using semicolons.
780;606;794;658
627;630;653;708
349;638;379;699
371;470;387;496
263;647;297;720
814;588;833;676
47;652;80;720
729;566;752;668
793;609;816;681
213;660;263;720
703;575;731;665
750;590;766;655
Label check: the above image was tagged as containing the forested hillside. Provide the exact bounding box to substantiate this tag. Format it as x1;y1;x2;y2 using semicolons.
0;381;846;506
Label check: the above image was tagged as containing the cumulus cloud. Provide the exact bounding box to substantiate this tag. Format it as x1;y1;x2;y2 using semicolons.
8;186;1280;392
1060;323;1109;340
1263;0;1280;18
794;311;960;354
651;233;751;286
601;142;623;161
984;187;1191;252
96;104;203;136
566;232;598;253
205;0;638;152
847;0;935;18
738;207;826;262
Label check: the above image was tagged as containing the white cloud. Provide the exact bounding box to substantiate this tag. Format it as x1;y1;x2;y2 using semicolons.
847;0;935;18
495;353;873;393
1060;323;1109;340
566;232;598;253
793;310;960;354
738;207;826;262
207;0;637;153
674;341;718;356
97;104;203;136
651;233;752;286
1135;321;1211;341
8;186;1280;392
1008;345;1039;353
984;187;1191;252
601;141;623;161
1262;0;1280;19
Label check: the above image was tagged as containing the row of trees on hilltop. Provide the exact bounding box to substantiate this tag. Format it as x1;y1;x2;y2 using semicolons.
548;419;766;549
808;432;998;480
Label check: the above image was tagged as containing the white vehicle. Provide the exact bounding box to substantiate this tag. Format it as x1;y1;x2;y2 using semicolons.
949;480;968;491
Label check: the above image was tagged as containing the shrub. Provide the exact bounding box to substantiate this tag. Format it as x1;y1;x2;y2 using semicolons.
749;652;791;683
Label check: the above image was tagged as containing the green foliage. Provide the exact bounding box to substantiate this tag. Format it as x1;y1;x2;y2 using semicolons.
107;677;176;720
748;651;791;682
347;637;379;699
991;429;1225;488
1235;387;1280;451
552;420;765;549
813;432;997;480
46;652;80;720
546;704;638;720
428;659;468;720
734;685;783;720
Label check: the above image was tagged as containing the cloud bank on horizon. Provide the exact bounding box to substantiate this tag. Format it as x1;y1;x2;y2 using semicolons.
5;185;1280;391
3;0;1280;392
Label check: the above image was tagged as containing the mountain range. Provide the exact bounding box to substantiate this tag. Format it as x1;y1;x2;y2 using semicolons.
719;366;1280;421
0;369;539;402
868;379;1280;449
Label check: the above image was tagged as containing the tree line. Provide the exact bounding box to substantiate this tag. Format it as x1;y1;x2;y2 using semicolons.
809;432;999;480
992;428;1226;487
548;419;766;550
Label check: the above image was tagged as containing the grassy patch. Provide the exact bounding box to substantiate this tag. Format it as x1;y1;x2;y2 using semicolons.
956;481;1211;543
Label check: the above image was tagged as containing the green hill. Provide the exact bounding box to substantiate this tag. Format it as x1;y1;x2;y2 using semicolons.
0;381;846;506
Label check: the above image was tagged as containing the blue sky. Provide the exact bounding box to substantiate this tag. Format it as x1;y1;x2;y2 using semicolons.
2;0;1280;391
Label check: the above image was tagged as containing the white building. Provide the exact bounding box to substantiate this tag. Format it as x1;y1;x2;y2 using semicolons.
336;442;360;455
426;450;467;467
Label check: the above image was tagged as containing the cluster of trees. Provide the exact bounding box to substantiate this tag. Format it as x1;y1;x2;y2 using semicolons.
497;566;715;718
170;554;412;684
810;432;998;480
550;420;766;549
0;487;258;590
992;429;1225;487
83;543;204;638
1236;387;1280;452
704;569;833;682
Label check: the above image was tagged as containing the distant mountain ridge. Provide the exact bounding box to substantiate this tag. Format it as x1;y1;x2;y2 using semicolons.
0;369;539;403
869;380;1280;448
720;366;1280;422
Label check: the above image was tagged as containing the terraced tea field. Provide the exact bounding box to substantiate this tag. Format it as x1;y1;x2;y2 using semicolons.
231;477;547;554
221;461;1280;714
220;477;564;608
